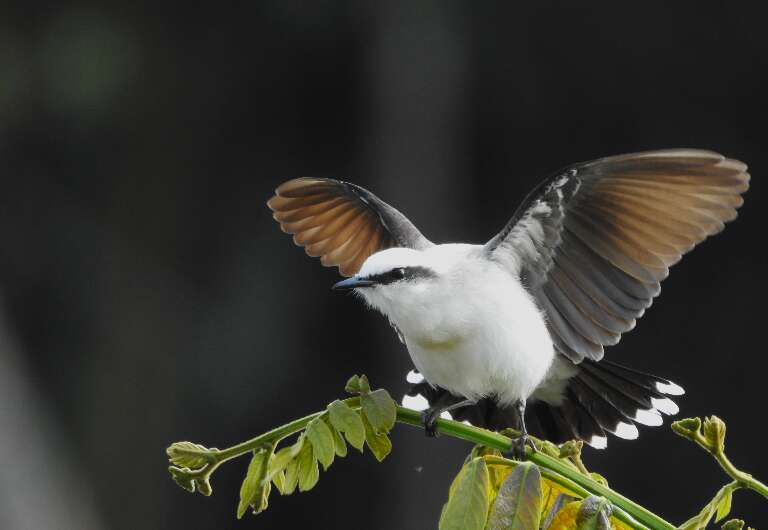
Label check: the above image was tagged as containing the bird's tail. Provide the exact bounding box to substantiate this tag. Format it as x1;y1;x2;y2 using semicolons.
402;360;684;449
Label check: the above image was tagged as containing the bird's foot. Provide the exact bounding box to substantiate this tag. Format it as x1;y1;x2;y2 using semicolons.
420;409;441;438
503;433;536;461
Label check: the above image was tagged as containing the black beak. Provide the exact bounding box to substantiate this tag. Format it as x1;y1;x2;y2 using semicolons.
332;277;375;291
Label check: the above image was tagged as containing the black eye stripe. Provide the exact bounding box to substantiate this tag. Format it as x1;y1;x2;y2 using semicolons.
365;266;435;284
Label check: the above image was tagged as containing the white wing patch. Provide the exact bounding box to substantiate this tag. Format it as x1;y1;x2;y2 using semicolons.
401;393;429;411
587;435;608;449
406;370;424;384
633;408;664;427
612;422;639;440
656;381;685;396
651;397;680;415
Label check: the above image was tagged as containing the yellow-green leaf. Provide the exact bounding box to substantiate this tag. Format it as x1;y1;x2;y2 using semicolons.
271;470;286;495
306;417;335;470
267;445;297;482
362;388;397;434
715;488;733;522
166;441;211;469
328;400;365;451
345;374;371;394
487;462;542;530
542;493;576;529
283;457;300;495
439;457;490;530
362;414;392;462
237;449;270;519
325;419;348;457
297;441;319;492
721;519;745;530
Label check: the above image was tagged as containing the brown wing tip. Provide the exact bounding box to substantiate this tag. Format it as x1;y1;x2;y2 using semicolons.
266;195;280;211
275;177;338;198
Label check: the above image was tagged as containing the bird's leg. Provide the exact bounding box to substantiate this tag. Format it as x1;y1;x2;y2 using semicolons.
503;399;535;460
421;392;475;437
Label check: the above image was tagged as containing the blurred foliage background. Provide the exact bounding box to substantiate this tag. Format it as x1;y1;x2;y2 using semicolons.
0;1;766;528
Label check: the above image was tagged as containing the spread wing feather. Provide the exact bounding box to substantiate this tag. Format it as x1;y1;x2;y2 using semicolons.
485;149;749;362
268;178;432;276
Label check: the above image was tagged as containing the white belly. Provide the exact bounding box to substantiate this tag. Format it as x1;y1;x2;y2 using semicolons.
389;260;555;404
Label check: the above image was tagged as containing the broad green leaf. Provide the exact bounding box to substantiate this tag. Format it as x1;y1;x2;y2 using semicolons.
306;417;335;470
328;400;365;451
362;414;392;462
237;449;270;519
715;488;733;522
166;441;211;469
439;457;490;530
325;419;348;457
283;457;300;495
487;462;542;530
297;441;319;492
362;389;397;434
267;445;298;482
575;496;612;530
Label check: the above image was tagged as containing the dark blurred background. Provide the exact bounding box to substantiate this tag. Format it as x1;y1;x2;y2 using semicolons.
1;1;766;528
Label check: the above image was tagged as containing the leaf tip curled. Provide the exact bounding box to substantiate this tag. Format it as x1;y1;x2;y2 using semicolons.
671;417;702;439
168;466;196;493
703;416;727;454
558;440;583;459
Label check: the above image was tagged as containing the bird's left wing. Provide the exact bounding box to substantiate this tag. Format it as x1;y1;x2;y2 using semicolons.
484;149;749;363
268;178;432;276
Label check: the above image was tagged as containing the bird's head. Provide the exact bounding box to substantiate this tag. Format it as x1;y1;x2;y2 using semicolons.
331;247;438;311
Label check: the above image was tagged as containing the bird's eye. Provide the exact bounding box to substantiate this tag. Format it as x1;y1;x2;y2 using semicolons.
393;267;406;279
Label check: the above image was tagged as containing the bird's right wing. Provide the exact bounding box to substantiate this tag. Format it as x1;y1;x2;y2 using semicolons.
268;178;432;276
484;149;749;363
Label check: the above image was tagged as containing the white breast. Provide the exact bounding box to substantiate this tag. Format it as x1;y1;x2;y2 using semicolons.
361;244;555;404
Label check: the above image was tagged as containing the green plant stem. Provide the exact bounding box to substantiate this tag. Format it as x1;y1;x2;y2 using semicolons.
211;397;361;464
689;437;768;501
180;401;673;530
396;406;675;530
711;451;768;500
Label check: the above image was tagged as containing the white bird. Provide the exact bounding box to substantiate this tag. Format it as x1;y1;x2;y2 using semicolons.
268;149;748;455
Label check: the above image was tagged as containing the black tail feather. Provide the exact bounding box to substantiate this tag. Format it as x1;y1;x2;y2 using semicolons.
403;359;683;449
